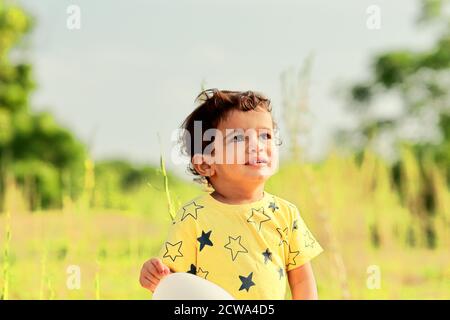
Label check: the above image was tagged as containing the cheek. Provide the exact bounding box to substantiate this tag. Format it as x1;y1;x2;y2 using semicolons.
261;141;274;160
269;144;276;158
224;143;246;163
266;143;278;169
214;164;245;180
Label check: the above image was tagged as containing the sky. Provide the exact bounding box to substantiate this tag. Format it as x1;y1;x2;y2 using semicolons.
16;0;436;178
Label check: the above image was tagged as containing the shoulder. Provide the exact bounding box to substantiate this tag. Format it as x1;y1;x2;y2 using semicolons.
270;193;299;210
173;193;210;223
269;193;301;219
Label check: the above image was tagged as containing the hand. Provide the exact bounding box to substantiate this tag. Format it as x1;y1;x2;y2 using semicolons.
139;257;171;292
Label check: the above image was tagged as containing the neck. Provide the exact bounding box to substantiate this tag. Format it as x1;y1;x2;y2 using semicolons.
210;182;265;205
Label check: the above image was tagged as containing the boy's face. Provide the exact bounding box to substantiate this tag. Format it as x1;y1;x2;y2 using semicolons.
208;108;278;185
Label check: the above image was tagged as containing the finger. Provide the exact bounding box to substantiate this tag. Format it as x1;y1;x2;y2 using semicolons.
158;261;171;275
139;274;153;290
144;274;158;292
145;262;166;279
147;266;164;280
142;262;159;279
151;258;166;274
141;274;158;291
162;265;171;275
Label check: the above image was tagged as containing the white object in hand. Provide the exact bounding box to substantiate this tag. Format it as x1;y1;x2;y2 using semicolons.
152;272;235;300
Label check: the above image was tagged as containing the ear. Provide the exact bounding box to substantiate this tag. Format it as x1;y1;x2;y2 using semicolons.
192;154;216;178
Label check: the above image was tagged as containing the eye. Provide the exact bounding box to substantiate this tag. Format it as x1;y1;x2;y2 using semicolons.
232;134;245;142
259;132;272;140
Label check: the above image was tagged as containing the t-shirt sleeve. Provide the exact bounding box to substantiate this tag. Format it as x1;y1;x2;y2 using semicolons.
286;205;323;271
156;207;198;273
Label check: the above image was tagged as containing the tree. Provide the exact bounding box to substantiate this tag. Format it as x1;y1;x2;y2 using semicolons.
0;1;87;210
335;0;450;248
337;0;450;171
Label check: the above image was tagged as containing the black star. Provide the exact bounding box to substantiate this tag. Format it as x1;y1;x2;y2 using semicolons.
181;201;204;221
293;219;298;230
197;230;213;251
246;207;271;231
278;267;284;280
268;201;279;212
238;272;255;292
262;248;272;264
187;264;197;275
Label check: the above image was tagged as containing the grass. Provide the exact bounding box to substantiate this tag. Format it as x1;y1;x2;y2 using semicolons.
95;258;101;300
1;211;11;300
0;147;449;299
158;133;177;222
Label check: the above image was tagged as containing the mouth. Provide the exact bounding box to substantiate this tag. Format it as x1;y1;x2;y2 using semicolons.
245;158;269;166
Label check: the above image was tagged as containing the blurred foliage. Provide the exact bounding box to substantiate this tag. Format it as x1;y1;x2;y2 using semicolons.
0;0;448;300
93;160;186;211
0;1;88;210
339;0;450;167
0;1;188;212
96;160;160;192
336;0;450;235
1;149;448;299
418;0;450;24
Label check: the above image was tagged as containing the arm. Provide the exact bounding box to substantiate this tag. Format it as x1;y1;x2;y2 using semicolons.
287;262;318;300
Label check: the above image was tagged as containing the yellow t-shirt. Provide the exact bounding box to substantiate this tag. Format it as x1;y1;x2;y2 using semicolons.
157;191;323;300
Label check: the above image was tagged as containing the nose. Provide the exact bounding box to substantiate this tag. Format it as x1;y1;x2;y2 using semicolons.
247;132;264;154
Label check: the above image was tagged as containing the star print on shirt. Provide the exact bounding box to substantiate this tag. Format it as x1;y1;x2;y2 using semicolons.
224;235;248;261
268;201;279;213
197;230;213;251
277;227;289;247
187;264;197;275
278;267;284;280
163;241;183;262
181;201;204;221
239;272;256;292
262;248;272;264
197;267;209;279
304;230;316;248
247;207;271;231
286;246;300;267
293;219;298;230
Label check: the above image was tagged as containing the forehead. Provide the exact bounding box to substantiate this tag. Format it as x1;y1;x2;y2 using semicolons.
217;109;273;130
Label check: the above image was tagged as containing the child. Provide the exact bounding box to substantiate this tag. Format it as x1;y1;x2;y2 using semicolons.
139;89;323;299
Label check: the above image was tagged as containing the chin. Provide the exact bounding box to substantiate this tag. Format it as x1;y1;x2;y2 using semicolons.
240;166;274;181
245;174;271;183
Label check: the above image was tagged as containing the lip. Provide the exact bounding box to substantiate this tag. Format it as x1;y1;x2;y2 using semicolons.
245;162;268;168
245;157;269;166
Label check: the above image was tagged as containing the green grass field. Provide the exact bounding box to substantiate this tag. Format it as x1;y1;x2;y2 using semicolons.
1;149;449;299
